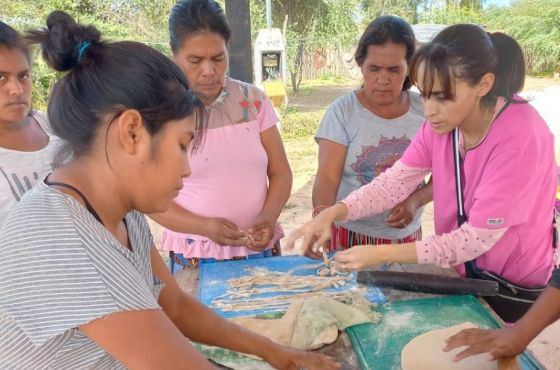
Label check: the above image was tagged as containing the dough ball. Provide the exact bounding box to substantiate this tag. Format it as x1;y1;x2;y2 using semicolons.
401;322;497;370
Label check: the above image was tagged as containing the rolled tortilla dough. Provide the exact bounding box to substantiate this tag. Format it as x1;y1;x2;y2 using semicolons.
401;322;497;370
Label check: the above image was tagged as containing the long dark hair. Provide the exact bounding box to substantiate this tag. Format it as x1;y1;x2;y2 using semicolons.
169;0;231;52
410;24;525;105
26;11;204;165
354;16;416;91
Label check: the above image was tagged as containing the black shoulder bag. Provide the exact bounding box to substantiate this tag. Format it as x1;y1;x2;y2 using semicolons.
452;127;557;322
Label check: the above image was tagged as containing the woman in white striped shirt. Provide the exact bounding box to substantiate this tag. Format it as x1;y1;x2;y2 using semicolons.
0;11;339;370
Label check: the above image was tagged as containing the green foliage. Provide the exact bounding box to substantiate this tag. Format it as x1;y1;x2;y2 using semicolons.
484;0;560;75
249;0;267;42
1;0;174;111
30;59;57;112
280;108;325;139
445;0;484;10
250;0;360;92
419;5;485;24
361;0;423;24
418;0;560;75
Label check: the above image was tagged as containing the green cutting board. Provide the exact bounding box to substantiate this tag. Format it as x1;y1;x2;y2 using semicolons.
346;295;543;370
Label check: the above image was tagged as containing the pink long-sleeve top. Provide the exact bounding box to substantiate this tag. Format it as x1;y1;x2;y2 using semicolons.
341;99;556;287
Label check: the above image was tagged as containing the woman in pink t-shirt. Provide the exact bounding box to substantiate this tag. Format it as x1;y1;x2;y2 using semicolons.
150;0;292;269
287;25;557;322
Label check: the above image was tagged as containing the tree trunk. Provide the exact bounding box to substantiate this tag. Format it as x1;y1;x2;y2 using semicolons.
291;71;298;93
290;41;305;93
225;0;254;83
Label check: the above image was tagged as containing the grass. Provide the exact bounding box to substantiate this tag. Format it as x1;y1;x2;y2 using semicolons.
280;109;325;140
282;135;318;193
286;75;356;97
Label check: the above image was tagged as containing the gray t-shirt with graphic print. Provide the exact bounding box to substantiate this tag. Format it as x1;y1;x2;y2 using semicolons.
316;90;425;239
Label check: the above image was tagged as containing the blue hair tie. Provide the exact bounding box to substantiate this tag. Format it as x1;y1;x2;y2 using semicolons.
76;41;91;63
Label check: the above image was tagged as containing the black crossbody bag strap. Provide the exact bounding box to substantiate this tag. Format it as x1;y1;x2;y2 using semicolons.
451;128;478;276
452;128;467;227
554;208;559;268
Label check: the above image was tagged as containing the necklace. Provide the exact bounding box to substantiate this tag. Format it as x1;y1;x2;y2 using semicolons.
463;107;493;150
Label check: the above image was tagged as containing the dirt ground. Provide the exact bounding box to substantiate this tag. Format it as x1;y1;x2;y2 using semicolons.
287;81;360;113
151;76;560;369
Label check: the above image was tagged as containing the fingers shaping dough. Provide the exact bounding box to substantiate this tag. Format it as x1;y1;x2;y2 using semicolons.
401;322;497;370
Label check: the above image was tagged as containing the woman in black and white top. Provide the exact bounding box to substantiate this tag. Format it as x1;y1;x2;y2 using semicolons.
0;21;60;228
0;11;340;370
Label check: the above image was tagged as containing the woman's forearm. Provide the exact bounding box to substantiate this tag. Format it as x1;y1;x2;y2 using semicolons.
342;161;429;221
379;242;419;264
312;173;339;209
153;249;276;360
417;224;507;268
409;176;433;208
149;201;208;236
514;285;560;343
260;170;292;222
334;241;418;270
172;293;276;358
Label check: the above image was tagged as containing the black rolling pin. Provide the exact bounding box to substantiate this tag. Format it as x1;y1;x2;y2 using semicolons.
357;270;499;296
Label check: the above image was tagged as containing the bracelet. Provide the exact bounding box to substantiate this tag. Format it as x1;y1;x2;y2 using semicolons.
312;205;329;217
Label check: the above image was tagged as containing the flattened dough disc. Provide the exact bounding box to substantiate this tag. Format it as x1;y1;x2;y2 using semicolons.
401;322;497;370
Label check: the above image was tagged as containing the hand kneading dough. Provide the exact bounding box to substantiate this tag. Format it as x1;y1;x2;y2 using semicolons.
401;322;497;370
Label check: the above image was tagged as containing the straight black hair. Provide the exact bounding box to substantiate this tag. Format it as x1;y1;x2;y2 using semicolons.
354;16;416;91
410;24;525;105
26;11;204;165
0;21;29;61
169;0;232;52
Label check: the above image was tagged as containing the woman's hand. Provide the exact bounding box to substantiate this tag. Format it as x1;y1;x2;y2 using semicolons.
334;242;418;270
333;245;385;271
262;344;341;370
386;179;432;228
443;327;530;362
385;196;420;229
203;217;248;246
285;203;347;259
247;214;275;251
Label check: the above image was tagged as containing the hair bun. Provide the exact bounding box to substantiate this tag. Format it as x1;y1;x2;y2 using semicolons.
26;11;101;71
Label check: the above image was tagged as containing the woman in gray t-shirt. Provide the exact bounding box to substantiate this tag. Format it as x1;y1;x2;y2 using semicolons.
312;16;431;256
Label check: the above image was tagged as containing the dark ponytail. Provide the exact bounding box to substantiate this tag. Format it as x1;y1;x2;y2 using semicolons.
410;24;526;105
26;11;203;165
27;11;101;70
487;32;525;99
